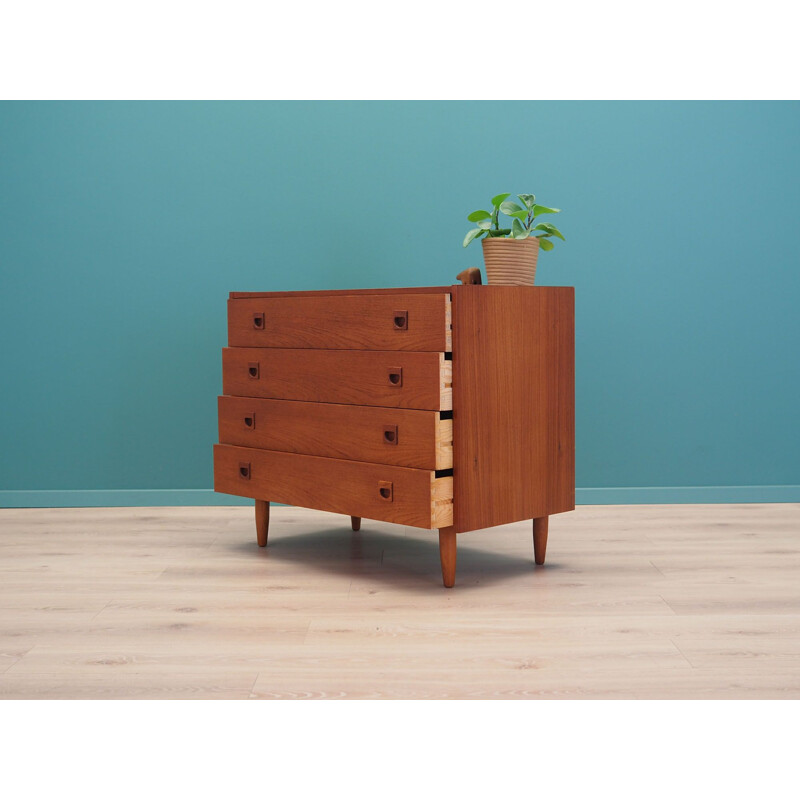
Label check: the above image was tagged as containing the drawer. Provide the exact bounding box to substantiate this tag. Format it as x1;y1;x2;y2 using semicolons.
222;348;452;411
218;396;452;470
228;293;451;351
213;444;453;529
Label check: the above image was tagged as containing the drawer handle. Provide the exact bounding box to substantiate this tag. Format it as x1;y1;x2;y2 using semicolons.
247;362;260;379
393;310;408;330
383;425;398;445
378;480;393;502
238;462;251;480
387;367;403;387
243;412;255;429
252;312;265;329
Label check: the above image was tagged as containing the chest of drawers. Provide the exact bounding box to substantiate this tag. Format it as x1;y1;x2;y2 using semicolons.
213;285;574;587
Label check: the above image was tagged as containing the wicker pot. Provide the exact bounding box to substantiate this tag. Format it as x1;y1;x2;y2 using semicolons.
481;237;540;285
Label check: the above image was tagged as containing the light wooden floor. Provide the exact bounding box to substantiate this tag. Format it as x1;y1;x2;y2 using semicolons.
1;503;798;699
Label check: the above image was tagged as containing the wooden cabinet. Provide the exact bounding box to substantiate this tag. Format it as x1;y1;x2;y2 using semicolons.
214;285;574;587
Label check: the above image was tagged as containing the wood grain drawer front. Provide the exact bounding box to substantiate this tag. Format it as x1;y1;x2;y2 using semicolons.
228;294;451;352
222;348;452;411
214;444;453;529
218;396;452;470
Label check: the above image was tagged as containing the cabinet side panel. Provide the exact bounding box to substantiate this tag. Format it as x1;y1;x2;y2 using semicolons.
452;286;575;533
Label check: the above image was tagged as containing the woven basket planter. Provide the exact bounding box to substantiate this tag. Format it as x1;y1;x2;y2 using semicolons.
482;237;540;285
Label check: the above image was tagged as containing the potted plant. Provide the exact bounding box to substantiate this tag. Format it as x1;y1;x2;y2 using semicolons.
463;193;565;285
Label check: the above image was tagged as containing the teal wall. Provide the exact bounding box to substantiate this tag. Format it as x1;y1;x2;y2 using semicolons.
1;101;799;506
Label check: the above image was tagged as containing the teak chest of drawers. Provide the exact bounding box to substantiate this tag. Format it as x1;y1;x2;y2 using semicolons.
213;285;574;587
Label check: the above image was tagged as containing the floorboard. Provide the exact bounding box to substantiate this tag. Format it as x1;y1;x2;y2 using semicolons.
1;503;798;699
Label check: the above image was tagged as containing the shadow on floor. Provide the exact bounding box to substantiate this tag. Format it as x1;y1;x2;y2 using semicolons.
218;521;561;591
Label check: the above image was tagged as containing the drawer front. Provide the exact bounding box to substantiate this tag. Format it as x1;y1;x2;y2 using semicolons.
218;396;452;470
222;348;452;411
228;294;451;351
214;444;453;529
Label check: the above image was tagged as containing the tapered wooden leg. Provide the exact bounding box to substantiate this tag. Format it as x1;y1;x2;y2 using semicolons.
255;499;269;547
350;516;361;531
438;526;457;588
533;516;549;565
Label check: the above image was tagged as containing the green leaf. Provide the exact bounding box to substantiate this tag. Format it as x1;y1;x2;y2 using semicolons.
507;210;528;221
491;193;511;207
500;200;525;217
477;218;492;230
518;193;536;209
467;209;491;222
511;219;530;239
538;237;555;251
486;228;511;238
462;228;484;248
532;205;560;217
534;222;565;241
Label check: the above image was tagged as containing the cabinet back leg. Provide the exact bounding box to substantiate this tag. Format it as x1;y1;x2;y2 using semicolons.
439;527;457;588
533;516;548;564
350;516;361;531
256;499;270;547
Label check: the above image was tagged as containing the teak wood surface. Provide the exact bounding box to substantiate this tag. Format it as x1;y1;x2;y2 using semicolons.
255;499;269;547
228;294;451;352
216;284;574;586
222;347;451;411
218;396;452;470
438;527;457;588
450;285;575;533
229;287;452;299
533;516;549;565
214;444;452;529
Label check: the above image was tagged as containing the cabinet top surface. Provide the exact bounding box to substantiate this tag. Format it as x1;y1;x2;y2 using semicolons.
229;286;574;299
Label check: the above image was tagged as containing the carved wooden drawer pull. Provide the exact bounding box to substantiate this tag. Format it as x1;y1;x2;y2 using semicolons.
238;462;251;480
378;480;393;501
393;310;408;330
387;367;403;386
383;425;398;445
252;312;265;329
247;362;260;379
243;412;255;429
